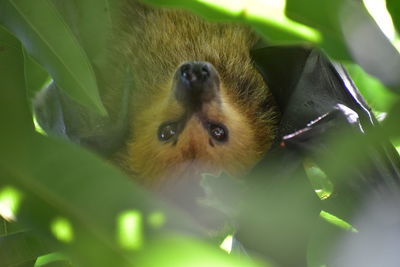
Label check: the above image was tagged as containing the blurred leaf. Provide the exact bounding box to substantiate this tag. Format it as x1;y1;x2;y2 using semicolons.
143;0;399;86
286;0;400;91
0;219;28;237
345;62;399;113
13;262;35;267
0;232;49;267
35;253;71;267
23;49;51;101
0;186;23;222
308;217;353;267
0;0;106;115
238;163;321;266
136;235;268;267
319;211;357;232
340;1;400;91
285;0;391;60
142;0;321;44
0;133;207;266
285;0;350;59
0;25;33;142
35;261;71;267
0;22;206;267
303;158;333;200
386;0;400;34
50;0;116;76
0;231;52;267
0;26;49;267
0;219;5;236
200;173;244;218
285;0;389;60
383;100;400;145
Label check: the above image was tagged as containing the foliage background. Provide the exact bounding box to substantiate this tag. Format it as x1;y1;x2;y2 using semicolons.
0;0;399;266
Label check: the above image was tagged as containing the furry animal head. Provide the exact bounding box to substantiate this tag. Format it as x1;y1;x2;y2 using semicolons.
112;3;278;187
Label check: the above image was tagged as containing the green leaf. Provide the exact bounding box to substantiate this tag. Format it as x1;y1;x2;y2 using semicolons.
0;0;106;115
285;0;350;59
319;211;357;232
0;133;208;266
200;173;244;218
345;62;399;113
0;25;33;142
142;0;321;44
308;217;354;267
143;0;396;66
23;49;51;101
135;235;268;267
0;26;45;267
50;0;116;76
286;0;400;90
35;252;72;267
0;231;52;267
303;158;333;200
383;100;400;145
0;22;206;267
386;0;400;34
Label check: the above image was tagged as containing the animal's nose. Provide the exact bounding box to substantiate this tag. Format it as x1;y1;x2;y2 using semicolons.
174;61;220;110
180;62;211;84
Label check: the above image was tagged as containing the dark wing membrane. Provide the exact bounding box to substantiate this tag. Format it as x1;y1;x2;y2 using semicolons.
238;46;400;266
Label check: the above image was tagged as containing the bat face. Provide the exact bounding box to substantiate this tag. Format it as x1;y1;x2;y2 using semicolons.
109;5;279;188
123;61;273;187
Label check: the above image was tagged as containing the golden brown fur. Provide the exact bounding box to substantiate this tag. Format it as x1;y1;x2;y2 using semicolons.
105;1;279;187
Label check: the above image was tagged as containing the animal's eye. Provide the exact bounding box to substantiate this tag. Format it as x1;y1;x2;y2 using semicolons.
208;123;228;142
158;122;177;141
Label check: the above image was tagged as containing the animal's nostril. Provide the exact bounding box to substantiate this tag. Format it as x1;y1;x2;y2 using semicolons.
175;61;219;109
180;64;195;83
180;63;191;76
200;65;210;79
180;62;210;83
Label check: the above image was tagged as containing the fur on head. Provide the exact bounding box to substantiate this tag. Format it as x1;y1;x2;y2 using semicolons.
108;2;278;187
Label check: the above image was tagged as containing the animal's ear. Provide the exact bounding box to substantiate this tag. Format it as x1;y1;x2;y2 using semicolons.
34;76;132;156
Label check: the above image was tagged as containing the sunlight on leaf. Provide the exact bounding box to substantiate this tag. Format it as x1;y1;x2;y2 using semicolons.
197;0;243;16
137;235;266;267
35;252;69;267
148;211;165;229
51;217;74;243
118;210;143;250
22;48;51;100
33;115;46;135
345;62;398;112
363;0;396;41
245;0;321;42
0;186;22;221
219;234;233;254
320;211;358;233
197;0;321;42
303;158;333;200
364;0;400;53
